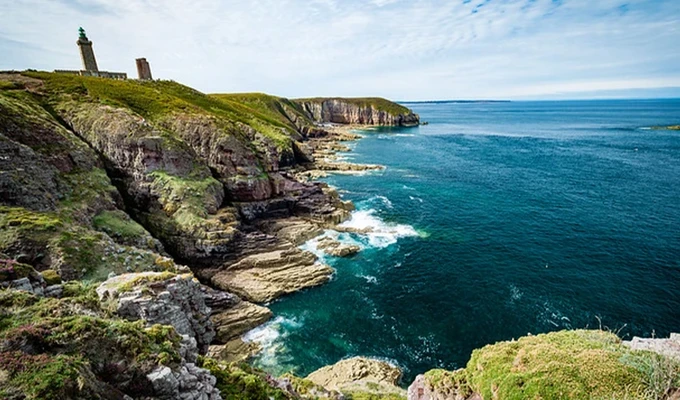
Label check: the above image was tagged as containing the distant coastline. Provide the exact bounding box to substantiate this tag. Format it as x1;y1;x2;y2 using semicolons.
399;100;511;104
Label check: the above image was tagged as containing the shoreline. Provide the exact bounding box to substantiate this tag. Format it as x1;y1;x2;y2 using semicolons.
207;122;401;364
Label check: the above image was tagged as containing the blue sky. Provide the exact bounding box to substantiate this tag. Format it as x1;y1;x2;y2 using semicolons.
1;0;679;100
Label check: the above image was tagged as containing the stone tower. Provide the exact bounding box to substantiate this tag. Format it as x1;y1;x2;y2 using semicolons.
136;58;153;80
77;27;98;72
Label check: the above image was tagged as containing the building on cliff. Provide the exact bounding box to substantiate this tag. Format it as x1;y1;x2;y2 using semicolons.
135;57;153;80
54;27;127;80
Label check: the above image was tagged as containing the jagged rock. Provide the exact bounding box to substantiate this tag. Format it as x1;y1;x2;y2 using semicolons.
201;284;241;312
212;300;273;343
624;332;680;361
407;373;481;400
257;217;324;246
317;237;360;257
210;248;333;303
207;338;260;363
148;366;180;397
147;363;221;400
307;357;405;396
97;272;215;352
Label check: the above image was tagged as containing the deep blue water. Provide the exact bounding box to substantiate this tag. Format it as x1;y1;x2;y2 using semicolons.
246;99;680;383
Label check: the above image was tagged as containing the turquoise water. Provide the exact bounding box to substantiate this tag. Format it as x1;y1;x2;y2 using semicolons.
246;100;680;383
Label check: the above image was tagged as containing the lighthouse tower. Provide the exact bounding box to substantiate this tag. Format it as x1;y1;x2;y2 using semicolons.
77;27;99;72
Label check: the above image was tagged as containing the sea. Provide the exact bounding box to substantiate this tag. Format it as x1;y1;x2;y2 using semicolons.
244;99;680;383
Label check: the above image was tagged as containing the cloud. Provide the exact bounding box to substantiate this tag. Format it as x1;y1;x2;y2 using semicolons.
1;0;679;99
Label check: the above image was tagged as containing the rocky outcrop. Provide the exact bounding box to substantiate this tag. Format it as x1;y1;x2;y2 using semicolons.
316;237;361;257
210;248;333;303
97;272;215;352
624;332;680;361
147;364;221;400
307;357;405;397
296;98;419;126
211;299;273;343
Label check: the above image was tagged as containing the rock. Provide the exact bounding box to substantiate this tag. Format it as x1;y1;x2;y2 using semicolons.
307;357;405;396
623;332;680;361
147;363;222;400
407;373;481;400
207;338;260;363
148;366;180;397
296;98;419;126
43;284;64;298
201;285;241;312
210;248;333;303
256;217;324;246
97;272;215;352
317;237;360;257
211;300;273;343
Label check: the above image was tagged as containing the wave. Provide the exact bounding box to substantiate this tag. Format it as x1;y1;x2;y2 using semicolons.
357;274;378;284
338;209;419;248
242;316;302;373
409;195;423;203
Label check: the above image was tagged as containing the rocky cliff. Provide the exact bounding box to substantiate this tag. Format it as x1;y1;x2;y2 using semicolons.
2;72;676;400
0;71;419;399
295;97;420;126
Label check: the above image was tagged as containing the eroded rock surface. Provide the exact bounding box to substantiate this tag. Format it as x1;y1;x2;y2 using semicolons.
211;248;333;303
624;332;680;361
307;357;405;396
97;272;215;352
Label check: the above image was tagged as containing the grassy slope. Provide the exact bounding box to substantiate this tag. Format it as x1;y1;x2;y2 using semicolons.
21;72;296;148
293;97;412;116
211;92;311;133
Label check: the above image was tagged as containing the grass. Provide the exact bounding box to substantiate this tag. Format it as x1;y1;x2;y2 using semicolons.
21;71;295;148
114;271;178;293
0;206;62;232
197;357;291;400
424;330;672;400
93;210;147;240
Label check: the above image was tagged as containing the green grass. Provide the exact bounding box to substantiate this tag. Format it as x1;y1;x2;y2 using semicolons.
93;210;147;240
21;71;295;148
197;357;291;400
425;330;666;400
114;271;178;293
294;97;412;116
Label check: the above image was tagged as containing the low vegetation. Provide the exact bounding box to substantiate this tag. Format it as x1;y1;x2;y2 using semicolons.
424;330;680;400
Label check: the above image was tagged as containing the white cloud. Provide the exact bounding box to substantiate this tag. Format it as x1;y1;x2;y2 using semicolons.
1;0;679;99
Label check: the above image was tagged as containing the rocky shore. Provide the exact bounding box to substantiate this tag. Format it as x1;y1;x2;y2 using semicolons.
2;72;678;400
0;71;422;399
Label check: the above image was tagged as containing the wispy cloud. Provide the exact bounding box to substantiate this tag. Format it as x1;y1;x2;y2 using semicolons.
1;0;679;99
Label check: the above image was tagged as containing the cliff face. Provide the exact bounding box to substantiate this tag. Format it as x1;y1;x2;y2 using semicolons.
295;98;420;126
0;72;416;399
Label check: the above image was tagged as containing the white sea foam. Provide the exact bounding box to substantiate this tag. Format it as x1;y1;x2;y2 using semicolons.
338;209;419;248
357;274;378;284
409;196;423;203
242;316;302;370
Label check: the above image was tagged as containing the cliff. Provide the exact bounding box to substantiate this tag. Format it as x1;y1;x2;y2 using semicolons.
294;97;420;126
0;71;417;399
2;72;676;400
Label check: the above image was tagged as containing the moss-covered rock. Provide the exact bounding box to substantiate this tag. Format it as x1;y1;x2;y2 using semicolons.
412;330;680;400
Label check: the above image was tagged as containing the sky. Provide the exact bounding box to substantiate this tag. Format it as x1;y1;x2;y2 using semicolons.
1;0;679;100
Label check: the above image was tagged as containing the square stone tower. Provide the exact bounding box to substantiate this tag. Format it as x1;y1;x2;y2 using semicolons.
136;58;153;80
77;27;98;72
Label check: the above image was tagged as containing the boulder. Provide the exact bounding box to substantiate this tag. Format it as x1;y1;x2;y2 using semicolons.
307;357;405;396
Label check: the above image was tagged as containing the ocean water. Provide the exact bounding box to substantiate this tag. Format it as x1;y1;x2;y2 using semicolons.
246;99;680;383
